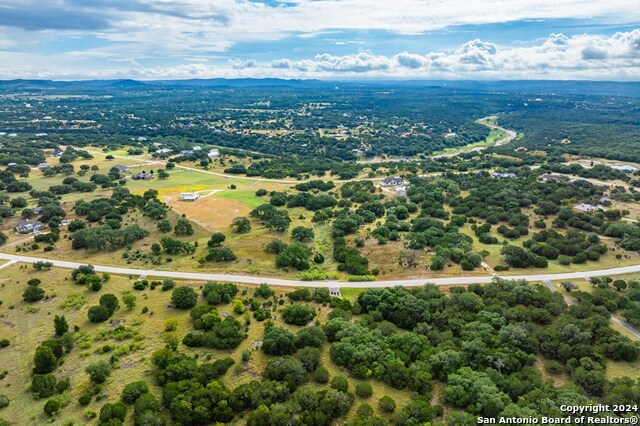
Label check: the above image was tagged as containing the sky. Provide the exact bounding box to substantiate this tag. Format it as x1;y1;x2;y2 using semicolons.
0;0;639;80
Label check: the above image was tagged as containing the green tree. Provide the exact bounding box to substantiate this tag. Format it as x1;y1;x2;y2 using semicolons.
262;327;296;356
208;232;226;247
86;360;112;384
282;303;315;326
53;315;68;337
123;293;137;310
231;216;251;233
291;226;315;242
171;286;198;309
174;217;194;236
23;285;45;302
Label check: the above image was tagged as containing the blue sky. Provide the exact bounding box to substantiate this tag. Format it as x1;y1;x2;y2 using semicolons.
0;0;639;80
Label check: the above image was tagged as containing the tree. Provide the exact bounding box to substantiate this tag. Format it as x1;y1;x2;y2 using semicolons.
86;360;112;384
0;232;8;246
276;243;312;271
88;305;111;323
291;226;314;242
157;219;172;233
282;303;316;326
53;315;68;337
121;381;149;404
206;247;237;262
43;398;60;417
613;280;628;292
254;283;274;298
208;232;226;247
262;327;297;356
561;281;578;292
123;293;137;310
232;216;251;233
171;286;198;309
263;357;307;390
295;326;326;348
23;285;45;302
174;217;194;236
399;250;419;268
34;346;58;374
99;294;120;315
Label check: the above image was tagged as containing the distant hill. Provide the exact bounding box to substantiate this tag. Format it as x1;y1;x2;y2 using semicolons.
0;78;639;96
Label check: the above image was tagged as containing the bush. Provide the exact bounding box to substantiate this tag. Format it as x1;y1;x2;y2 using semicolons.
254;283;275;298
161;279;176;291
378;395;396;413
313;366;330;384
171;286;198;309
296;347;321;372
86;360;112;384
205;247;237;262
99;294;119;315
357;403;374;417
134;392;160;416
331;375;349;392
43;398;60;416
99;402;127;423
355;382;373;398
78;391;92;406
0;340;9;348
23;285;45;302
31;374;57;399
121;381;149;404
0;395;9;409
88;305;111;323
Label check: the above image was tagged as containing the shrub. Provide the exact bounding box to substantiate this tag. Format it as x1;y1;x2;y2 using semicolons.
85;361;112;384
254;283;274;298
43;398;60;416
171;286;198;309
378;395;396;413
161;279;176;291
355;382;373;398
99;294;119;315
0;395;9;409
99;402;127;423
313;366;330;384
134;392;160;416
88;305;111;323
121;381;149;404
357;403;374;417
23;285;45;302
0;340;9;348
331;375;349;392
296;347;321;372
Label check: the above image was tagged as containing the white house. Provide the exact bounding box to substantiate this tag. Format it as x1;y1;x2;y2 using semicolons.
612;164;639;172
192;146;202;151
179;193;200;201
381;176;405;187
493;172;517;179
574;203;603;213
208;149;220;159
16;220;44;234
395;187;407;197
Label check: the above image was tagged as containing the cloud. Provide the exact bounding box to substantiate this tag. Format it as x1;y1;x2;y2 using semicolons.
58;29;632;81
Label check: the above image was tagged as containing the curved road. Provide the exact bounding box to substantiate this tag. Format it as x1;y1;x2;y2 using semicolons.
2;252;640;288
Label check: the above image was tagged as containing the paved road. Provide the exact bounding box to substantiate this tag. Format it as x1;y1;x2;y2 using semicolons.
2;252;640;288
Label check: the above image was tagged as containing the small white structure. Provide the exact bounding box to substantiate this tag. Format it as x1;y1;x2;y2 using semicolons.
180;150;195;156
611;164;639;172
156;148;172;154
329;288;341;298
137;137;148;142
179;193;200;201
395;186;407;197
192;146;202;151
493;172;517;179
208;149;220;159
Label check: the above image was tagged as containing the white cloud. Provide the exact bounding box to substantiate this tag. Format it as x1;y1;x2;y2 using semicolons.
1;30;640;80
